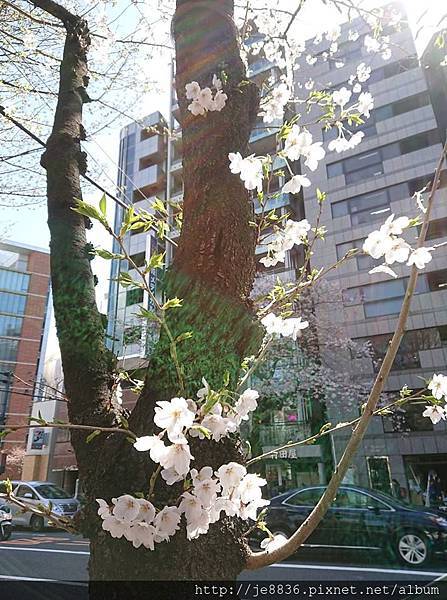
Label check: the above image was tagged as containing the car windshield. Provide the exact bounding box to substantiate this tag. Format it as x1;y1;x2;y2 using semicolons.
34;484;72;499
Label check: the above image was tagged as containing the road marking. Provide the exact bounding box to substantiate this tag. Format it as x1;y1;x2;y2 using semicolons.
0;574;88;585
270;563;445;577
0;546;89;555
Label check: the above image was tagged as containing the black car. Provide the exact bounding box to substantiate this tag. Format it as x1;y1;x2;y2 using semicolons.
263;484;447;567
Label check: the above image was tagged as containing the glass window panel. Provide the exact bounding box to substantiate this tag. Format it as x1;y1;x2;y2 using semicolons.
327;162;344;178
287;488;324;506
0;315;23;337
331;200;349;218
345;163;384;184
344;150;381;172
365;298;403;318
0;269;30;293
0;250;28;271
0;292;27;315
0;338;19;361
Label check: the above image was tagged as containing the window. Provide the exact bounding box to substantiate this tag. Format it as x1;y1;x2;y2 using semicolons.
343;274;437;318
375;92;430;122
0;249;28;271
327;131;440;185
333;489;386;510
331;173;446;225
0;338;19;362
427;269;447;291
0;292;27;315
336;238;375;271
426;217;447;241
0;315;23;337
129;252;146;268
357;328;442;373
16;485;37;499
0;269;30;293
286;488;323;507
439;325;447;347
126;288;144;307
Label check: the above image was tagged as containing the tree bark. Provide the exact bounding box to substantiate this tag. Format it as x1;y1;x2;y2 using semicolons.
39;0;260;591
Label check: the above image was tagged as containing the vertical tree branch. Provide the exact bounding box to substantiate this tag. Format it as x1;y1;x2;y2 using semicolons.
246;141;447;570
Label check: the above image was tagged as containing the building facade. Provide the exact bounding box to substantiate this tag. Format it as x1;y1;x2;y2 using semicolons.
297;10;447;502
0;240;51;479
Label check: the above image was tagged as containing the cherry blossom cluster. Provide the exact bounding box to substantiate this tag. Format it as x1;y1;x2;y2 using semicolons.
326;62;375;154
261;313;309;340
186;75;228;116
228;152;265;192
423;374;447;425
97;495;180;550
97;462;268;547
363;213;434;279
259;218;311;268
261;83;291;123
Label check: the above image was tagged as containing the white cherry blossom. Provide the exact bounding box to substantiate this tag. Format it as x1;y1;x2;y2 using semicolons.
185;81;201;100
357;92;374;118
127;522;156;550
112;494;141;522
216;462;247;495
101;515;130;539
161;440;194;476
428;374;447;401
193;477;221;509
96;498;110;518
282;174;311;194
200;403;237;441
332;87;352;108
356;62;371;82
384;238;411;265
161;467;184;486
234;389;259;422
407;247;433;270
237;473;267;504
154;397;195;439
154;506;181;542
137;499;156;524
422;405;446;425
260;534;288;551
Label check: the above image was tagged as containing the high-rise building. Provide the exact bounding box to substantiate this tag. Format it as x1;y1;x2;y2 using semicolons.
297;8;447;501
0;240;51;479
106;111;167;374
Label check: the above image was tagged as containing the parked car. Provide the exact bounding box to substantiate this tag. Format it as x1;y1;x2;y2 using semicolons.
8;481;80;532
262;484;447;567
0;503;12;541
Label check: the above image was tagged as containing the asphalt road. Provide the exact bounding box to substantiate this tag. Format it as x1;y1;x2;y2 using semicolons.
0;529;446;598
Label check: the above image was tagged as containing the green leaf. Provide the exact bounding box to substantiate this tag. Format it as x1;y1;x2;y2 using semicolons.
146;252;165;271
190;425;211;439
138;307;159;322
162;297;183;310
175;331;193;343
95;248;125;260
99;194;107;216
86;430;101;443
72;199;108;229
118;271;142;289
316;188;326;204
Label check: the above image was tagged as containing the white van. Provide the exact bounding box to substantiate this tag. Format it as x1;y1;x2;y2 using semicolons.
9;481;80;531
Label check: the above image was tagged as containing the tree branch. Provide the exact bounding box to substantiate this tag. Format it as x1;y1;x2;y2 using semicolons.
246;140;447;570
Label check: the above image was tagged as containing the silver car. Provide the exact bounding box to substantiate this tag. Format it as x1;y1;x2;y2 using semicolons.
9;481;80;531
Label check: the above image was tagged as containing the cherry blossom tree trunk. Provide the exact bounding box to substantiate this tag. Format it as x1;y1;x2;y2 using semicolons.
39;0;260;591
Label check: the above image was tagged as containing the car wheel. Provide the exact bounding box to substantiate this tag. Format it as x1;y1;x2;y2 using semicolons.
30;515;45;533
396;531;430;567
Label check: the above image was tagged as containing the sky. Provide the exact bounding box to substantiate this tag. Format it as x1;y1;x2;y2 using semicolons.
1;0;445;303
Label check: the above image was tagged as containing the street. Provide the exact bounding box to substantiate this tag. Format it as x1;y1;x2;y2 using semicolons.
1;530;446;587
